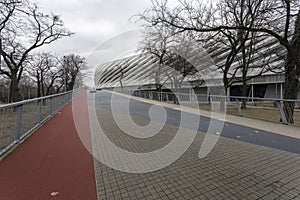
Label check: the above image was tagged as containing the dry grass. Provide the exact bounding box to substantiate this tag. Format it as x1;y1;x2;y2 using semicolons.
183;102;300;126
0;109;16;150
0;103;49;151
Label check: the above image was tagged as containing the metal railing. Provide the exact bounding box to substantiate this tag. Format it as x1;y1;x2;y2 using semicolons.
0;90;79;157
120;90;300;126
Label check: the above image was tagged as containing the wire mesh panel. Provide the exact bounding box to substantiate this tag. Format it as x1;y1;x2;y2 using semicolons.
0;90;78;157
197;94;209;103
0;107;16;153
41;99;49;121
21;102;38;137
177;93;189;102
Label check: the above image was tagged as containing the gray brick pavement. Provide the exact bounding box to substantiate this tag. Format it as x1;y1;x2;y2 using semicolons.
91;108;300;200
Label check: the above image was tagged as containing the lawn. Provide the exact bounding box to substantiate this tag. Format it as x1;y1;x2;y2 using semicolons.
0;102;49;151
182;101;300;126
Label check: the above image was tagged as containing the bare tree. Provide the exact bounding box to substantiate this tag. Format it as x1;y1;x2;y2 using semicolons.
18;72;35;100
0;0;22;69
29;53;62;97
116;58;131;91
61;54;90;91
0;0;72;102
140;0;300;123
0;75;10;102
138;23;174;92
139;23;202;95
164;33;201;90
0;0;18;30
140;0;273;108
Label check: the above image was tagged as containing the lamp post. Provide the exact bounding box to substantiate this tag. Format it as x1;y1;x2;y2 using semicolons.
63;56;67;92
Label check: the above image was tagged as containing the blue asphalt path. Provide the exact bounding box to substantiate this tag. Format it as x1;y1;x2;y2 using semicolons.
94;90;300;154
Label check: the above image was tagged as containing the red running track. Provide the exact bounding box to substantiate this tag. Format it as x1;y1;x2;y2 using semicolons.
0;91;97;200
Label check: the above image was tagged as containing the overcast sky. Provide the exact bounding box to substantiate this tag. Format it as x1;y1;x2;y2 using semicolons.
36;0;153;55
34;0;179;87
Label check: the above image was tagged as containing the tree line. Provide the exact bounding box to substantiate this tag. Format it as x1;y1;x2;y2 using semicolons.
137;0;300;123
0;0;89;103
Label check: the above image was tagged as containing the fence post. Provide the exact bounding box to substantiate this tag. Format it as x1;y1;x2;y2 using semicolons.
193;94;195;107
235;98;243;116
48;98;53;116
14;105;22;142
276;100;288;124
160;90;162;101
37;100;42;124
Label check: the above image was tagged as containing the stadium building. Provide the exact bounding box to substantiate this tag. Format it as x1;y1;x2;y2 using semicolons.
95;37;300;100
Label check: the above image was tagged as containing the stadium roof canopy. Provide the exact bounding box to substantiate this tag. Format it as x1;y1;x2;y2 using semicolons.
94;36;285;89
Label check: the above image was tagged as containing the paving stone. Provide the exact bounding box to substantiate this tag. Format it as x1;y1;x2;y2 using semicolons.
92;107;300;200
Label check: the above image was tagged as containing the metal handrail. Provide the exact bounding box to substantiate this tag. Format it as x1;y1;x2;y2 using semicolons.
124;90;300;103
0;90;75;109
0;89;80;157
120;89;300;125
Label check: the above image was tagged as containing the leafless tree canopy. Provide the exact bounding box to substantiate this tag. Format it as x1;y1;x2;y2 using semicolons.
61;54;91;91
0;0;73;102
138;0;300;122
0;0;93;103
28;53;63;97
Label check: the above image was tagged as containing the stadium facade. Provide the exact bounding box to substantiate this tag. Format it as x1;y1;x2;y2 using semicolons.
95;37;300;100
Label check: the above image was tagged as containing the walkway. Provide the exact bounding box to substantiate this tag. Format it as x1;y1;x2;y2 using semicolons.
0;91;97;200
1;90;300;200
91;91;300;199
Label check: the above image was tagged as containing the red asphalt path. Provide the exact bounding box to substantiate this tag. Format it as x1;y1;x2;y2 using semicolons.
0;91;97;200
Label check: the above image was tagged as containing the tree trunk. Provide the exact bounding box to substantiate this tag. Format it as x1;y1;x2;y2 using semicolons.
241;80;248;109
283;10;300;124
41;73;45;96
240;32;248;110
223;74;229;96
219;72;230;112
283;55;298;123
9;71;21;102
46;79;56;96
36;74;41;98
173;83;179;104
158;84;162;101
67;77;76;91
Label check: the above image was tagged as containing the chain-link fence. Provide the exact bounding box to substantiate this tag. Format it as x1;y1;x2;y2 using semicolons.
0;90;79;157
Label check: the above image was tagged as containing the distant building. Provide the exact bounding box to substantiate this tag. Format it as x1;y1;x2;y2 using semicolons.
95;37;300;100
